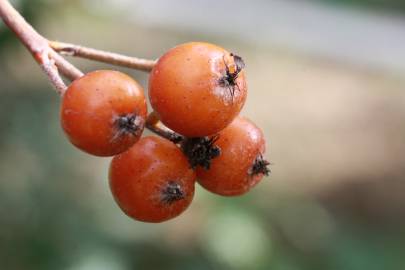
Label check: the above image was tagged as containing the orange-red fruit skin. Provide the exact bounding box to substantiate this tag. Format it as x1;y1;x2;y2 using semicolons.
109;136;196;223
149;42;247;137
197;116;267;196
60;70;147;156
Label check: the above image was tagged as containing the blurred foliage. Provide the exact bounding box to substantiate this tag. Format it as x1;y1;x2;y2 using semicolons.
319;0;405;13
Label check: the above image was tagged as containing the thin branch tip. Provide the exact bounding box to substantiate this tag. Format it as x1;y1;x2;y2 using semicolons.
49;40;156;72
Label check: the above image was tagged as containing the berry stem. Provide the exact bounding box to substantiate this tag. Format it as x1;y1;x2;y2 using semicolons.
0;0;83;94
49;41;156;72
146;112;184;143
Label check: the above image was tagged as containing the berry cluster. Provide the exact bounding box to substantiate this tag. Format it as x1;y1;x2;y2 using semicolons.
60;42;270;223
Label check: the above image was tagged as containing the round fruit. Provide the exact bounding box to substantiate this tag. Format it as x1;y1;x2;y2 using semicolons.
196;116;270;196
61;70;147;156
149;42;247;137
109;136;196;223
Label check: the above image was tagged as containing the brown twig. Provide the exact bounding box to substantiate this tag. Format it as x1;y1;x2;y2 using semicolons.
0;0;83;94
50;40;157;72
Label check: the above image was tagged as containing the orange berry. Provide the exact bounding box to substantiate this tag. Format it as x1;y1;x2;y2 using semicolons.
109;136;196;222
149;42;247;137
60;70;147;156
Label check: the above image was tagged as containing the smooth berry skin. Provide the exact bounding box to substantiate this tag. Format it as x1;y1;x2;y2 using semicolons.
109;136;196;223
61;70;147;156
197;116;267;196
149;42;247;137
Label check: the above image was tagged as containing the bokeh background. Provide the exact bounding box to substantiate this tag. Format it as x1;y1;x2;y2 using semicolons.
1;0;405;269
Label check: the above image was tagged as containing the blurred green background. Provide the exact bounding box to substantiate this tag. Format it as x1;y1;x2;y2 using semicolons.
1;0;405;269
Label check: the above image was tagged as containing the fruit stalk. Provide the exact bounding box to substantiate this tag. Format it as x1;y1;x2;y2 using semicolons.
145;112;184;143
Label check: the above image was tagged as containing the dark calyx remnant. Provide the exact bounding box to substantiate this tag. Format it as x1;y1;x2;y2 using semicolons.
181;136;221;170
115;113;144;138
250;154;271;176
218;53;245;98
161;181;185;204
